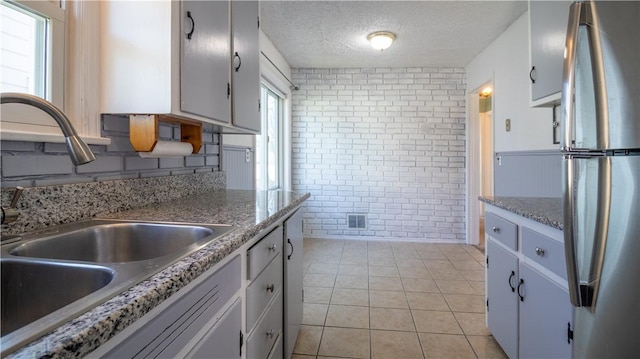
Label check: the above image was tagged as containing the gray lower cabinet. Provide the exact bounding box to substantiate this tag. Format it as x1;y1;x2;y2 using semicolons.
283;209;304;359
485;207;573;359
96;255;242;358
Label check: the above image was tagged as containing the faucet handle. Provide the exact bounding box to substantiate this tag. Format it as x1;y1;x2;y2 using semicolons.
10;186;24;208
2;186;23;224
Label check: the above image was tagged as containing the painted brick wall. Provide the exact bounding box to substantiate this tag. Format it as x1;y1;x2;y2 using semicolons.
0;114;221;187
291;67;466;242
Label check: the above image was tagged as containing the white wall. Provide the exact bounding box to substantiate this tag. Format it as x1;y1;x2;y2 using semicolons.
291;67;467;242
466;13;555;152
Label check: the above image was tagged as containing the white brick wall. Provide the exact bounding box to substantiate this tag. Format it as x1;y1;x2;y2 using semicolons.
291;67;466;242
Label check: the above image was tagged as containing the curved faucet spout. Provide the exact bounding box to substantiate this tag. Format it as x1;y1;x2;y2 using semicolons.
1;92;96;166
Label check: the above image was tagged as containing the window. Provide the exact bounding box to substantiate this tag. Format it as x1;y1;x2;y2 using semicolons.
256;85;283;190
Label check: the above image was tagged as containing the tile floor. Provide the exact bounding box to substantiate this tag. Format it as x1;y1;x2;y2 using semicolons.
293;238;507;359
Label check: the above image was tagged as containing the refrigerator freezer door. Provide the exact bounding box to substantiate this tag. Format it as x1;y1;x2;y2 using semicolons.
562;1;640;151
564;155;640;357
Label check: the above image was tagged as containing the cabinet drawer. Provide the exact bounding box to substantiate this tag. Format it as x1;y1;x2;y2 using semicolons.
522;227;566;280
247;252;283;331
485;212;518;250
247;291;283;359
247;227;282;280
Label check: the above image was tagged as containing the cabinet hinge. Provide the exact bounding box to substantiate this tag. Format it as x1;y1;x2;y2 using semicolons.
486;256;489;268
239;330;244;356
567;322;574;344
258;98;261;112
227;83;231;99
486;298;489;311
302;288;304;303
257;16;260;29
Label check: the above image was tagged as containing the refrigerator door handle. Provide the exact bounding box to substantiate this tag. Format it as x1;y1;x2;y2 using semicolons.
561;2;582;152
563;155;583;306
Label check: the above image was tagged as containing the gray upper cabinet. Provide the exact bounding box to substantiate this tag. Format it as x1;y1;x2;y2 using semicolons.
181;1;231;123
231;0;261;132
529;1;571;107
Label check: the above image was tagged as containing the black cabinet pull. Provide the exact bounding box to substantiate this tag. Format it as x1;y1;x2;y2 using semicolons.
185;11;195;40
287;238;294;260
529;66;536;83
517;278;525;302
508;270;516;292
234;52;242;72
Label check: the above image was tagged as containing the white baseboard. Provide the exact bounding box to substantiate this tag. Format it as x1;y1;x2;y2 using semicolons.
303;234;466;244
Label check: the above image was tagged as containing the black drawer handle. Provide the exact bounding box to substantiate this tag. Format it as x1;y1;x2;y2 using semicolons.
517;278;525;302
266;329;275;338
287;238;294;260
530;66;536;83
535;247;545;257
492;226;500;233
268;243;277;252
266;284;275;293
508;270;516;292
185;11;195;40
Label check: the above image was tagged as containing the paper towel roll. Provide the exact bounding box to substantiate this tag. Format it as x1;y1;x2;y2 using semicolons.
139;141;194;158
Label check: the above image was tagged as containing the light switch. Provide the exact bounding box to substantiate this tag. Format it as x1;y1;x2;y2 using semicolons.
505;118;511;132
245;148;251;163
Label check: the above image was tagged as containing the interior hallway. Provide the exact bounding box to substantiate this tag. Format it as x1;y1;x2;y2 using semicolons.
292;238;506;358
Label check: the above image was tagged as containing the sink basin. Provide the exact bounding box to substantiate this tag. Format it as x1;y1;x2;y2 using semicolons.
10;222;215;262
0;219;234;356
1;259;114;337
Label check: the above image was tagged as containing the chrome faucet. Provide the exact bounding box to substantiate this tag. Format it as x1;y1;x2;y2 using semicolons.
1;187;23;225
1;92;96;166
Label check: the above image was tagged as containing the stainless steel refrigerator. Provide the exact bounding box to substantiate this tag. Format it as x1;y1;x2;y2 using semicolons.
561;1;640;358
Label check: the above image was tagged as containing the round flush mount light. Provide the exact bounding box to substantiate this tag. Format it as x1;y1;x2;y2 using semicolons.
367;31;396;51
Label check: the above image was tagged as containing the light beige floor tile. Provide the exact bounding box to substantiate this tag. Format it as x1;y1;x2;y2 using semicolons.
468;335;508;359
325;304;369;329
304;286;333;304
451;260;485;271
435;279;476;294
338;264;369;276
368;255;396;266
331;288;369;306
318;327;370;359
369;290;409;309
402;277;440;293
293;325;323;355
419;333;476;359
369;265;400;277
418;250;448;260
291;355;315;359
461;270;486;282
368;249;393;257
445;294;486;313
310;254;342;265
454;312;491;336
371;330;423;359
370;307;416;331
428;268;464;280
469;280;486;295
406;292;450;311
307;262;339;275
369;276;404;291
392;249;421;259
424;259;457;271
395;258;427;269
335;274;369;289
412;309;463;334
399;266;432;279
302;303;329;325
340;256;369;265
304;273;336;288
444;251;476;261
342;249;368;259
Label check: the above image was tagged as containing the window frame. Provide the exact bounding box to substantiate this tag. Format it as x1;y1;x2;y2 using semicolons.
257;83;285;191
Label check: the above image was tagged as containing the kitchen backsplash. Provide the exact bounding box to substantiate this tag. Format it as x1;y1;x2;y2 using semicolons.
0;171;226;236
0;114;221;188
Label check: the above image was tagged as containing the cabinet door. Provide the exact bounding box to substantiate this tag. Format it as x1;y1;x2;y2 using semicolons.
486;238;519;359
519;263;573;359
181;0;231;122
188;299;242;359
284;209;304;359
231;0;261;132
529;0;571;102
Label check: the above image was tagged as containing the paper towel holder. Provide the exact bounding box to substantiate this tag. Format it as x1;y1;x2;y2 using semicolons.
129;114;202;154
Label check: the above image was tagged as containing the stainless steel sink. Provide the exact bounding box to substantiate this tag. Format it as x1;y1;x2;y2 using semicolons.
0;219;234;356
1;259;114;336
10;222;215;262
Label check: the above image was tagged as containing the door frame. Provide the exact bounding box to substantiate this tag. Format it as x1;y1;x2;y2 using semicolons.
466;81;494;245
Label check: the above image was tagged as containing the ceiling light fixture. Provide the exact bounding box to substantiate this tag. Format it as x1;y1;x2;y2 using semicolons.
367;31;396;51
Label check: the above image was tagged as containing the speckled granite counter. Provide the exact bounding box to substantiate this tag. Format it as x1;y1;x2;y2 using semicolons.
7;189;310;359
479;196;563;231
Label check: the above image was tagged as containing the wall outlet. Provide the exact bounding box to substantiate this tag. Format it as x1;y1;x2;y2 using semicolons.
245;148;251;163
505;118;511;132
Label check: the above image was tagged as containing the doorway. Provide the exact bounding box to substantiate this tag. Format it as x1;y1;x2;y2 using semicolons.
466;83;494;248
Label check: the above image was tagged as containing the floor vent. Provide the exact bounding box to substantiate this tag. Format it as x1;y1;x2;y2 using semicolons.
347;214;367;229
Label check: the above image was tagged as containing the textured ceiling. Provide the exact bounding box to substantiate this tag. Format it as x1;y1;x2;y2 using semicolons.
260;1;528;68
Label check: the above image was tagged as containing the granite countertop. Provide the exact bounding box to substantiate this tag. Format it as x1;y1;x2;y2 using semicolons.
9;189;310;359
479;196;563;231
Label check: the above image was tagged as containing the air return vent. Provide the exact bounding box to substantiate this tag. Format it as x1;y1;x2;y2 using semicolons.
347;214;367;229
